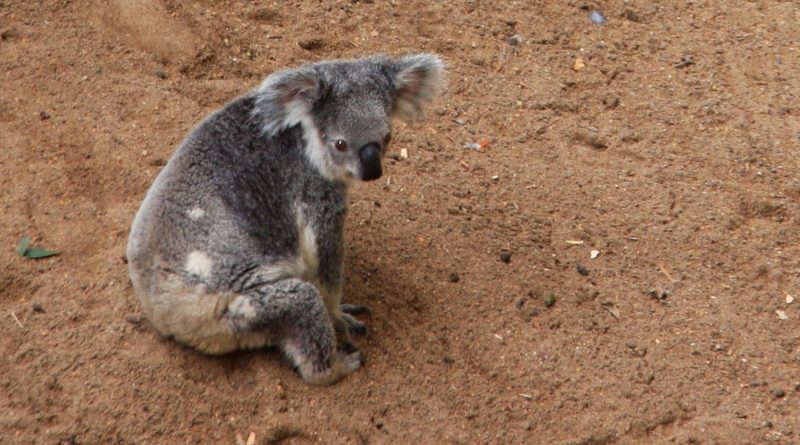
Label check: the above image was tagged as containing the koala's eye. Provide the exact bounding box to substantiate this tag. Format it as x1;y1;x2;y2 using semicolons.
334;139;348;152
383;133;392;146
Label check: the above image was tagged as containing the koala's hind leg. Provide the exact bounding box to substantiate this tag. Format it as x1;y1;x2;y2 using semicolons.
228;278;362;385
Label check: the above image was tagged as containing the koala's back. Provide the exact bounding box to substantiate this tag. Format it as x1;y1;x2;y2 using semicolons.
127;95;310;299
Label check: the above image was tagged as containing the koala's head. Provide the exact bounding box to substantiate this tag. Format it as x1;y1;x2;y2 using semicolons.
254;54;445;182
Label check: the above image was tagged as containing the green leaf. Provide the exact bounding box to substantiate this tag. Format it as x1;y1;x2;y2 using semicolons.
23;248;61;259
17;236;31;256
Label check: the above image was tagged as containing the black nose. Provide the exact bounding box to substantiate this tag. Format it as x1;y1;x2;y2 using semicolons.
359;143;382;181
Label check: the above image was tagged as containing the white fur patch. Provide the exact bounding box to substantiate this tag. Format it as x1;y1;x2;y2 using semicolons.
187;207;205;220
300;119;347;182
228;295;257;320
294;204;320;276
185;251;213;279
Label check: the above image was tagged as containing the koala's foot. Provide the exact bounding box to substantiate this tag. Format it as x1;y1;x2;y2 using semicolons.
340;312;368;336
295;350;362;386
333;304;368;347
332;304;368;359
227;278;360;385
339;303;369;336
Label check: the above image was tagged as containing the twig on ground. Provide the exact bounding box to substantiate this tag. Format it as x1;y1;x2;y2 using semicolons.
10;312;24;329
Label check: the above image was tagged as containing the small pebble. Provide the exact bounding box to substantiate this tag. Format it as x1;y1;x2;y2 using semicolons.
32;303;45;313
589;10;607;25
644;288;669;300
576;264;589;276
786;294;794;304
573;57;585;71
507;34;523;46
39;111;51;120
773;389;786;398
448;272;460;283
544;294;556;307
464;142;481;150
399;148;408;159
776;310;789;320
500;251;512;263
590;250;600;259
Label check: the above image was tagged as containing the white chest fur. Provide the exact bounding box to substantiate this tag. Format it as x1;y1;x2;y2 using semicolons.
294;203;320;280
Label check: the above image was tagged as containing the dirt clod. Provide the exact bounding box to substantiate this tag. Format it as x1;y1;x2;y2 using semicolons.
500;251;512;263
0;27;18;40
574;129;608;150
298;38;325;51
603;95;619;109
448;272;460;283
576;264;589;276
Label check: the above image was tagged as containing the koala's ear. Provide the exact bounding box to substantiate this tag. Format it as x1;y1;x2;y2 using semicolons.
390;54;445;121
254;66;321;135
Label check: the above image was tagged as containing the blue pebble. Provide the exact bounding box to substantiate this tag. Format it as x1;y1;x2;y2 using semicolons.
589;10;607;25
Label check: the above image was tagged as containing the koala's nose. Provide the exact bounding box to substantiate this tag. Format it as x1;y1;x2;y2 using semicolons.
358;143;382;181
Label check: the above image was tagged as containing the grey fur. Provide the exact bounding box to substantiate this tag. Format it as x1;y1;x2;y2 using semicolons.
126;54;444;385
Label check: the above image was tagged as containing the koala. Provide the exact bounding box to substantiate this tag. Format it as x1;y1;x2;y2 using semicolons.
126;54;444;385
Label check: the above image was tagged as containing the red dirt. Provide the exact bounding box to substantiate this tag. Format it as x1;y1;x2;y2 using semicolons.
1;1;799;444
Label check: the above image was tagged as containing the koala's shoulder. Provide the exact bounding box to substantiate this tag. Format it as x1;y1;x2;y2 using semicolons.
184;95;260;146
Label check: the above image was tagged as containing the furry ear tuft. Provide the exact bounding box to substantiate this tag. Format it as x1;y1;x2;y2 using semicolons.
254;67;321;135
391;54;445;121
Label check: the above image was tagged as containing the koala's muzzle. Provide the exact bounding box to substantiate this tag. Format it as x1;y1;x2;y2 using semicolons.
358;143;382;181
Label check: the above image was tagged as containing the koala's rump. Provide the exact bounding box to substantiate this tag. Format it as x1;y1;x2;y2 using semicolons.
127;95;309;349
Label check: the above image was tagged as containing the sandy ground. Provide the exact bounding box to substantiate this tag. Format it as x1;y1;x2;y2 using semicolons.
1;1;799;444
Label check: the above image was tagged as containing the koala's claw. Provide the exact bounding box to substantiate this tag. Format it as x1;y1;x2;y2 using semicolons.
339;340;359;355
341;304;370;315
340;312;368;336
